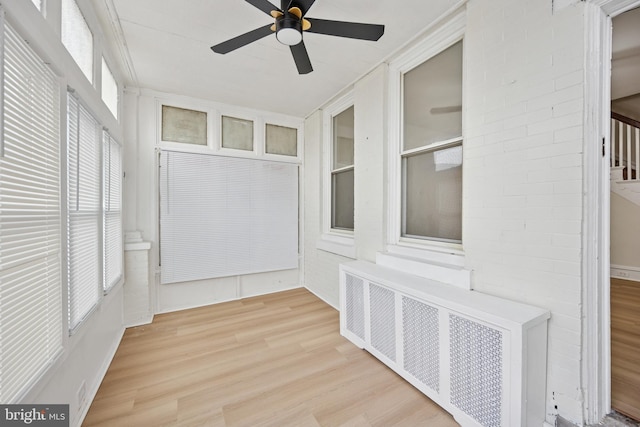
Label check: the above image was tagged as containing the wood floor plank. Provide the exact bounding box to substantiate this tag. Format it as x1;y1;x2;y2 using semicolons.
83;288;458;427
611;278;640;421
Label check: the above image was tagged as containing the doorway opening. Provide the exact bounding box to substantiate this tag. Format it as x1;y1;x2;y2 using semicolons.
609;5;640;422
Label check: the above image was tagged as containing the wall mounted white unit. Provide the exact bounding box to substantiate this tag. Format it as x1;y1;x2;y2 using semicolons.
339;260;550;427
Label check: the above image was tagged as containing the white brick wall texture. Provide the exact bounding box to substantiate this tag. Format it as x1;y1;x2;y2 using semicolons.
304;0;592;424
465;0;586;423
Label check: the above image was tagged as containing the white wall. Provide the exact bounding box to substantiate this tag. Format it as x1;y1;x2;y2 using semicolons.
123;89;303;314
611;191;640;268
304;1;590;424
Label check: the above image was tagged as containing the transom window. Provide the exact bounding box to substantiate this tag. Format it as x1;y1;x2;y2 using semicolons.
101;58;118;119
401;40;463;243
61;0;94;83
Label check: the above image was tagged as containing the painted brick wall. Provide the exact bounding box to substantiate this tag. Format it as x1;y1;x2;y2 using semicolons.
464;1;586;422
304;0;590;424
303;110;351;308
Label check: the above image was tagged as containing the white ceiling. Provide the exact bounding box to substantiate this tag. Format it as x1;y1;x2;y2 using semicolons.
93;0;459;118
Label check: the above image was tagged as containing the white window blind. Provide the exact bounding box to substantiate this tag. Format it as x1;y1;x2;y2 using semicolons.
67;93;101;331
103;131;122;292
0;18;63;403
159;150;298;284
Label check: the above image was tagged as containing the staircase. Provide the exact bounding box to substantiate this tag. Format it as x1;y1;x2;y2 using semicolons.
611;112;640;205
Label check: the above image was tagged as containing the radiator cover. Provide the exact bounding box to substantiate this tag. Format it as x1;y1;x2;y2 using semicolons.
339;260;550;427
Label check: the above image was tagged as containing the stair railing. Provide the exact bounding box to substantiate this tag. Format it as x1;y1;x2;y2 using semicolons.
611;112;640;181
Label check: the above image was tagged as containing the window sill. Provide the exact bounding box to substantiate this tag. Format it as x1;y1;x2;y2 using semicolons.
378;243;469;290
317;234;356;259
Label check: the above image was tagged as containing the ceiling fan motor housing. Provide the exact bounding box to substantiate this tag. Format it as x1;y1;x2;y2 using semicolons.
276;14;303;45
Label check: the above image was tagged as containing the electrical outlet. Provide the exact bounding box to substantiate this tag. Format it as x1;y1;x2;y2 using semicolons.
617;271;630;277
77;381;86;408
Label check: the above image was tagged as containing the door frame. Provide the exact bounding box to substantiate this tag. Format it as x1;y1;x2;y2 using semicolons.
584;0;640;423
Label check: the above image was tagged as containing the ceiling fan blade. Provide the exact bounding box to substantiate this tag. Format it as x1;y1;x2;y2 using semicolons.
305;18;384;41
245;0;280;16
211;24;274;54
290;41;313;74
294;0;316;16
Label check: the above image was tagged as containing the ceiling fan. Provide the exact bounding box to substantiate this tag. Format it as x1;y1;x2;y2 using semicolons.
211;0;385;74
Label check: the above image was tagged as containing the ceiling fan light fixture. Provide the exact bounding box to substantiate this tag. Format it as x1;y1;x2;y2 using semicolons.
276;16;302;46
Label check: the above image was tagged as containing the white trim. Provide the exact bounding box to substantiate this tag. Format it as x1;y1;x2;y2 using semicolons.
316;237;356;259
584;0;640;424
386;7;466;255
610;264;640;282
582;3;611;423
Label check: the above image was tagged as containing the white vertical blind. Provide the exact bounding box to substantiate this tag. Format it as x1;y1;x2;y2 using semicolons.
67;93;101;331
103;131;122;292
0;18;63;403
160;150;299;284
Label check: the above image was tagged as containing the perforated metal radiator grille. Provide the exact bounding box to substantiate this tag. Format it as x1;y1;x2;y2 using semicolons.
449;314;503;427
344;273;365;340
402;296;440;392
369;284;396;361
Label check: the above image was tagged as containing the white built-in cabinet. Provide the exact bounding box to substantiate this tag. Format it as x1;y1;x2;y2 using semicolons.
339;260;550;427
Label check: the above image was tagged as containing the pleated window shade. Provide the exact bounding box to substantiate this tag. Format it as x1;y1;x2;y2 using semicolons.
0;18;63;403
159;150;299;284
67;93;101;332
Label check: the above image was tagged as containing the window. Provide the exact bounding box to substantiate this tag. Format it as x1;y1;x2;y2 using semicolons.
221;115;254;151
103;132;122;292
61;0;93;83
101;58;118;119
401;40;463;243
0;19;63;403
67;93;101;332
265;124;297;156
161;105;207;145
331;106;355;231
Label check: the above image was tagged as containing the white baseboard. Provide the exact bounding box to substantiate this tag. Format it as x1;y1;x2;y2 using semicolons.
304;286;339;310
611;264;640;282
76;326;126;427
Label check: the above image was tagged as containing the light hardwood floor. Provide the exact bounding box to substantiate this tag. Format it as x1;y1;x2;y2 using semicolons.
83;288;459;427
611;278;640;422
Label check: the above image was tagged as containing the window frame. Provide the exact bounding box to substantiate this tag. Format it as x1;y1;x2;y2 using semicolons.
318;92;356;258
387;10;466;262
103;131;123;293
67;91;103;334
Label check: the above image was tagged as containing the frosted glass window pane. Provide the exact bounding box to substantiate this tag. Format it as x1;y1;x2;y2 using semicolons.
403;144;462;241
162;105;207;145
61;0;93;83
266;124;297;156
222;116;253;151
333;106;354;169
332;169;354;230
101;58;118;119
403;41;462;151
